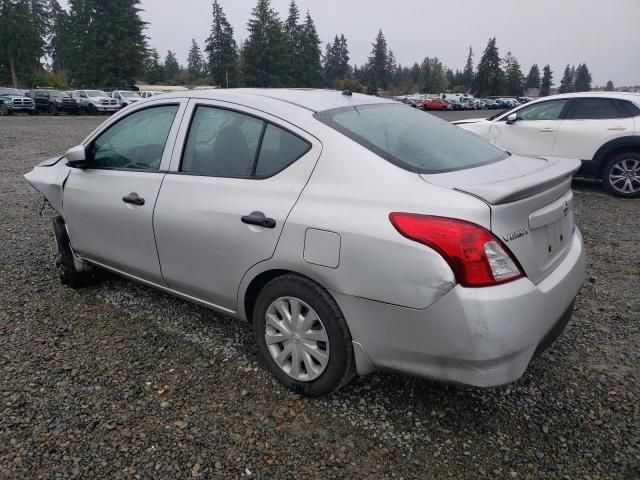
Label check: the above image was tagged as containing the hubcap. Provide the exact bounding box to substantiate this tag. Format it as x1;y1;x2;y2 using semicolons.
609;158;640;194
264;297;329;382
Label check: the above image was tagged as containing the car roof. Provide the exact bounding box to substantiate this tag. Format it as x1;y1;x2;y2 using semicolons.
156;88;394;113
530;91;640;103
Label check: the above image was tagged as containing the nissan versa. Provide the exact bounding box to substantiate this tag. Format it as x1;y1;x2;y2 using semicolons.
24;90;586;397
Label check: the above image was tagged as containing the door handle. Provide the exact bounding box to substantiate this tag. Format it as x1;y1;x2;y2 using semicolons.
122;192;145;206
538;128;555;133
241;211;276;229
607;126;627;131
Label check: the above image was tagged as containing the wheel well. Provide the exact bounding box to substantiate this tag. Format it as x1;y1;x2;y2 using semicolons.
594;141;640;176
243;269;322;324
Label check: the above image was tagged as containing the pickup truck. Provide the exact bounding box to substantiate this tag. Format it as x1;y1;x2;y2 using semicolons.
0;88;36;116
110;90;143;109
27;89;80;115
69;90;118;115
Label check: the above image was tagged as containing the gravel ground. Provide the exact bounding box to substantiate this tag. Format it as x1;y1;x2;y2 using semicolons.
1;114;638;479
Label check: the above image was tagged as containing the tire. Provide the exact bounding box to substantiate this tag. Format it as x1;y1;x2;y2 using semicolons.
601;151;640;198
52;216;98;288
49;103;59;116
252;274;356;397
87;104;97;115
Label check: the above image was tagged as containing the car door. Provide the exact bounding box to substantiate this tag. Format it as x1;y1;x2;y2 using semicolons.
552;97;635;160
154;101;321;311
489;99;570;156
63;100;187;283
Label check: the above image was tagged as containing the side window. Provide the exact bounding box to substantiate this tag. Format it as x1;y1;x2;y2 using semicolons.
569;98;625;119
80;92;87;98
619;100;640;117
255;124;311;177
515;100;568;121
181;106;264;177
88;105;178;171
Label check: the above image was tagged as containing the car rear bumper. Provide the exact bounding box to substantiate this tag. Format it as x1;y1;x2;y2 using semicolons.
335;228;586;387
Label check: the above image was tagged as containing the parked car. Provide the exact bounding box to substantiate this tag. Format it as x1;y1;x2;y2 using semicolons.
27;89;80;115
140;91;164;99
25;89;586;396
111;90;143;109
69;90;118;115
453;92;640;197
0;88;36;116
445;99;462;110
420;98;451;111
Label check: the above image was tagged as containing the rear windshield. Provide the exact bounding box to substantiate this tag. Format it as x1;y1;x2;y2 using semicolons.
315;104;508;173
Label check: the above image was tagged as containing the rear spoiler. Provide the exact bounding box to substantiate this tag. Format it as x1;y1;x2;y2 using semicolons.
452;157;580;204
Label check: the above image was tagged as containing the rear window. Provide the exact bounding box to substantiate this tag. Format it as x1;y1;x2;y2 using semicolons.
315;104;508;173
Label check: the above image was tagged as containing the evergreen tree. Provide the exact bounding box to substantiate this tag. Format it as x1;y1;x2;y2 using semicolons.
503;51;524;96
386;50;398;87
298;11;322;87
163;50;180;82
366;30;389;93
419;57;446;93
462;46;474;90
559;64;575;93
187;39;205;78
0;0;48;86
473;37;504;96
323;34;350;89
540;64;553;96
283;1;302;86
525;64;540;89
205;0;239;88
144;48;164;83
574;63;592;92
242;0;288;87
605;80;614;91
61;0;147;87
48;0;73;74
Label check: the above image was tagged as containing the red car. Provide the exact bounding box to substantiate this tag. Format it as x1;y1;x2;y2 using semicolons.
419;98;451;111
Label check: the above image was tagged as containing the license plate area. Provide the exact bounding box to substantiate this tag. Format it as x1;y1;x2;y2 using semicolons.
529;192;574;271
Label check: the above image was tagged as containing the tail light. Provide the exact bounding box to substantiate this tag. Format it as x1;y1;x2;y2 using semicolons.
389;213;524;288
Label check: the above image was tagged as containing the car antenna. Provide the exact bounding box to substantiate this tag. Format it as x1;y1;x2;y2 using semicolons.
342;79;362;96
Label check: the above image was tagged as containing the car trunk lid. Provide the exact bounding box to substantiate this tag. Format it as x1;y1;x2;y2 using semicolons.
421;155;581;284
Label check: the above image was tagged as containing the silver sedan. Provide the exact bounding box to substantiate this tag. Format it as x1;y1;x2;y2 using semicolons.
25;89;585;396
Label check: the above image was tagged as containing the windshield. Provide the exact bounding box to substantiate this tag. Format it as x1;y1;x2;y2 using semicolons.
50;91;66;97
120;91;140;98
315;104;509;174
0;88;21;96
86;90;107;97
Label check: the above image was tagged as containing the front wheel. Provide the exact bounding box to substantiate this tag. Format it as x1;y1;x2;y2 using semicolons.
87;104;97;115
252;275;356;397
49;103;59;116
53;216;99;288
602;152;640;198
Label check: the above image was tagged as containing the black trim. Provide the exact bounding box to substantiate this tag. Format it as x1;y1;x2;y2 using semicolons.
178;103;312;180
592;136;640;166
533;300;575;358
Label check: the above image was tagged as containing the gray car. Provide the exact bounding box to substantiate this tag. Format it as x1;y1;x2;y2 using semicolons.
24;89;586;397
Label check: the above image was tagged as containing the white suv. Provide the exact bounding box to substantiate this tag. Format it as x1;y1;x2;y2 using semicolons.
454;93;640;197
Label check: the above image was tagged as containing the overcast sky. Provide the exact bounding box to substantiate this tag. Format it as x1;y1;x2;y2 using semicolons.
63;0;640;87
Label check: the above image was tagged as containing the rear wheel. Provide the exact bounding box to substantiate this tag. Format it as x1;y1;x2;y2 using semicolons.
252;275;356;397
602;152;640;198
53;216;99;288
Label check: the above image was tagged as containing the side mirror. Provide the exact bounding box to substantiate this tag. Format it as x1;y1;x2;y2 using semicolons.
65;144;89;168
506;113;518;124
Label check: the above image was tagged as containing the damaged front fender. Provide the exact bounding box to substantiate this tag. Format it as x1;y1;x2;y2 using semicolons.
24;156;71;214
